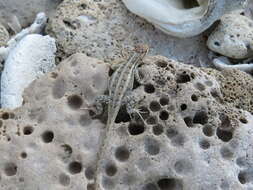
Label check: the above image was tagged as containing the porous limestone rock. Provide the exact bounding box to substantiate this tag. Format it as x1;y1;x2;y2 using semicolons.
203;67;253;115
0;0;62;28
0;23;9;47
122;0;247;38
0;53;108;190
207;13;253;59
1;34;56;109
46;0;210;67
1;53;253;189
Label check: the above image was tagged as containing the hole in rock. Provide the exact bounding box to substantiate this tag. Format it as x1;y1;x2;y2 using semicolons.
238;171;247;184
144;84;155;94
67;95;83;109
191;94;198;101
115;105;131;123
85;166;95;180
220;146;234;159
23;126;34;135
202;124;214;137
183;0;200;9
105;163;117;176
193;111;208;125
174;159;193;174
128;122;145;135
239;117;248;124
115;146;130;162
150;101;161;112
59;173;70;186
216;128;233;142
176;73;191;83
68;161;83;174
156;60;168;68
20;152;27;159
2;112;9;120
166;128;179;138
41;131;54;143
160;97;169;106
157;178;183;190
195;82;206;91
199;139;210;150
184;117;193;127
180;104;187;111
4;162;17;176
214;41;220;46
153;124;164;135
142;183;159;190
144;138;160;155
87;183;96;190
146;116;157;125
219;114;231;129
159;110;169;120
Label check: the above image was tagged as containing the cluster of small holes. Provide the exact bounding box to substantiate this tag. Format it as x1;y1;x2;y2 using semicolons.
41;131;54;143
67;95;83;109
68;161;83;174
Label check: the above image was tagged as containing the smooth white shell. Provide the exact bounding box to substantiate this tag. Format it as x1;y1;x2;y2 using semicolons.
122;0;247;38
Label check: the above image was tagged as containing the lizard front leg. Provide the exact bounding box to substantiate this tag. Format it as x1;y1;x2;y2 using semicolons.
93;95;111;116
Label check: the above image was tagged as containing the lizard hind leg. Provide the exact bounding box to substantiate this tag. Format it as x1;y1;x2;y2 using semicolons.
81;95;111;118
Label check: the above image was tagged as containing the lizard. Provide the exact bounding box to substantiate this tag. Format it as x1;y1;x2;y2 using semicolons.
92;44;149;189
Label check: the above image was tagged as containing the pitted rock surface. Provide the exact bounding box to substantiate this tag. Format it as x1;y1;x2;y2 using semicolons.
46;0;210;66
0;54;253;189
203;68;253;115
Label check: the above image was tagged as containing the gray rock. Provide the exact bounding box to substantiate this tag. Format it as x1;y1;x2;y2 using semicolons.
0;0;62;28
46;0;211;67
0;53;253;189
207;13;253;59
